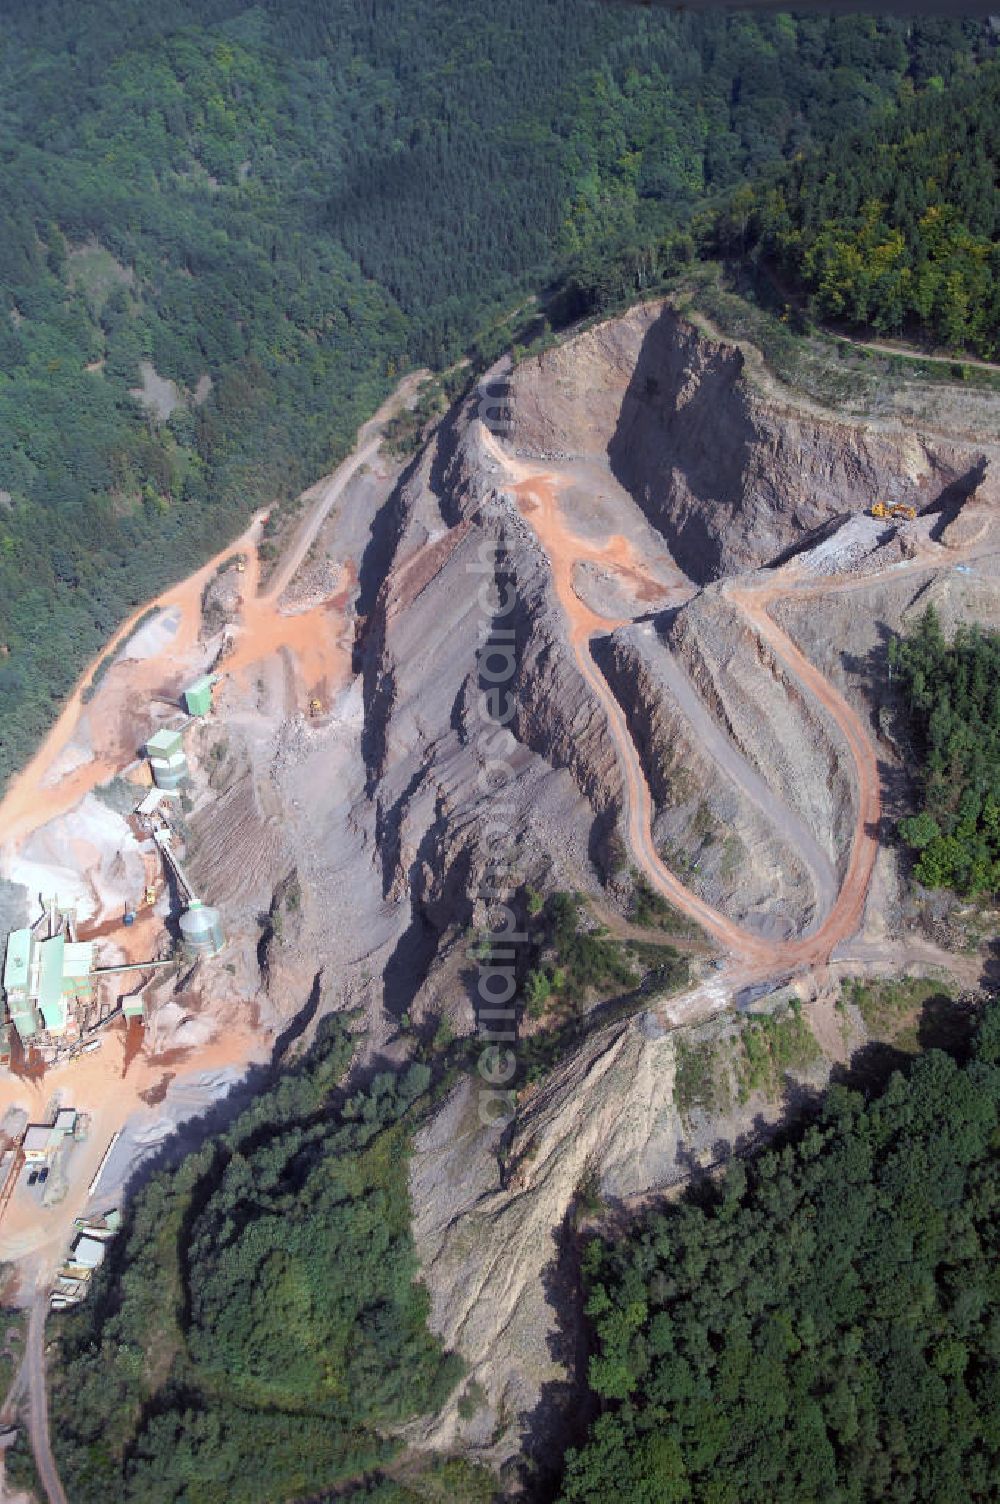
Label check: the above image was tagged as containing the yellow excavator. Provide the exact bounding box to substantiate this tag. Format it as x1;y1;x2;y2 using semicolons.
309;698;323;718
871;500;917;521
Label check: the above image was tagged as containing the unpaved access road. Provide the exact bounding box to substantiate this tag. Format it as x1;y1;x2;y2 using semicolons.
0;370;426;1501
265;435;380;601
506;465;771;963
265;369;429;601
838;334;1000;375
491;430;884;977
0;515;264;850
25;1296;65;1504
728;576;881;972
0;367;426;854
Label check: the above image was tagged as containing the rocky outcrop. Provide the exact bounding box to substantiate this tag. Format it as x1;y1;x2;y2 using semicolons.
509;301;994;583
352;399;628;1024
601;622;823;937
409;1014;688;1471
259;300;1000;1471
667;591;856;878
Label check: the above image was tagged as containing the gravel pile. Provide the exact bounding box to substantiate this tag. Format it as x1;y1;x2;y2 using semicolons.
800;515;886;577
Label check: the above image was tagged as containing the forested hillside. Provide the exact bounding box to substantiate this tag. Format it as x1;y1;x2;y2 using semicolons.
894;608;1000;894
0;2;985;787
559;1006;1000;1502
732;58;1000;354
47;1017;488;1502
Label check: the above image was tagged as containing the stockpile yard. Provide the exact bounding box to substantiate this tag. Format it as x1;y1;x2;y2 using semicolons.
0;380;421;1317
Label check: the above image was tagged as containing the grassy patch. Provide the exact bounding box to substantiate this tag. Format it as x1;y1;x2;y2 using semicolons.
511;891;689;1086
383;369;470;460
66;243;133;313
630;874;677;930
674;1039;729;1122
736;1002;821;1102
0;1307;26;1399
843;975;957;1054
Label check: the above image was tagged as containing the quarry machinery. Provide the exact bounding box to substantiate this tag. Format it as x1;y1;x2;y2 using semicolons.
871;501;917;521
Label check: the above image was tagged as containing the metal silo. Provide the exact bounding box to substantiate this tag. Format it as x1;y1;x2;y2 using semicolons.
179;900;225;958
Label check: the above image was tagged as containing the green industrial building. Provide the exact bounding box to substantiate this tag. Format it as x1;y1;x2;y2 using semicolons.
146;726;189;791
3;927;38;1039
1;928;95;1043
37;938;68;1033
183;674;216;717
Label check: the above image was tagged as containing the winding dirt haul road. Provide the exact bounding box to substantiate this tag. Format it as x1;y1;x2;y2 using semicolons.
496;439;885;979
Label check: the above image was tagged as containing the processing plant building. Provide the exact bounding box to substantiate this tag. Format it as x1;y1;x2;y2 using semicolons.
2;928;94;1040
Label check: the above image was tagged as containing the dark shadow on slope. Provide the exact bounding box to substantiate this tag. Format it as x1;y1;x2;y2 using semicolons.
607;305;750;585
830;1040;913;1095
381;911;440;1025
428;384;484;528
928;458;988;541
356;452;421;625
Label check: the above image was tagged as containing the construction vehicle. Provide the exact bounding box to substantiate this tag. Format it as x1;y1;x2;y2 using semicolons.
309;698;323;717
144;885;157;907
871;501;917;521
236;555;246;574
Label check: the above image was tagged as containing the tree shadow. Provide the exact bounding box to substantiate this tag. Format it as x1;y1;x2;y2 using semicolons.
916;991;978;1061
840;619;919;830
979;936;1000;992
517;1208;597;1501
830;1040;913;1095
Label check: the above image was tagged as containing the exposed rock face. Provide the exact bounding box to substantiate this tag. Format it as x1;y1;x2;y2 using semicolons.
666;591;856;878
510;301;994;583
409;1015;688;1472
349;396;633;1023
601;622;823;938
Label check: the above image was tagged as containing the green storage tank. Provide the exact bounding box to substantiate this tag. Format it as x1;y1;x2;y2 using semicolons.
146;727;189;790
179;901;225;958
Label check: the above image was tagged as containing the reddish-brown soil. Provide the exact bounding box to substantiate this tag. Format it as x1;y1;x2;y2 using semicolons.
0;1022;267;1279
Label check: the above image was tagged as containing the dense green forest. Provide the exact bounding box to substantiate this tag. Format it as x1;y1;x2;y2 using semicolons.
731;58;1000;355
559;1005;1000;1502
48;1016;479;1502
893;608;1000;894
0;2;988;787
